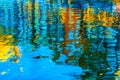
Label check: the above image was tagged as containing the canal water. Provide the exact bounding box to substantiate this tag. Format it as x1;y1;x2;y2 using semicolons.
0;0;120;80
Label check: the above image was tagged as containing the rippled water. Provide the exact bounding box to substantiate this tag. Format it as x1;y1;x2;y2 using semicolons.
0;0;120;80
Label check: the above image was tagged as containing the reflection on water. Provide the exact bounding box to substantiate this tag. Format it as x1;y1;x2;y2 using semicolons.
0;0;120;80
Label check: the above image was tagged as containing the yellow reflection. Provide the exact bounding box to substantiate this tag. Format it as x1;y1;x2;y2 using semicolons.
0;35;21;62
